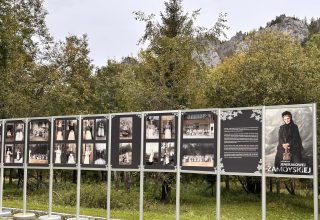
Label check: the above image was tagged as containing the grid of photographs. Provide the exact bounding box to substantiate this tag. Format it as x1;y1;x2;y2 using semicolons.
118;117;133;166
53;118;78;167
81;117;108;167
181;112;216;171
28;119;51;166
4;120;25;166
111;114;141;169
144;114;177;169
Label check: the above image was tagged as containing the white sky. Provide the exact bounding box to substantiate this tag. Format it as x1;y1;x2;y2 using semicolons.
44;0;320;67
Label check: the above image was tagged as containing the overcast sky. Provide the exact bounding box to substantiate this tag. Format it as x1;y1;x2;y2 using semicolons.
44;0;320;67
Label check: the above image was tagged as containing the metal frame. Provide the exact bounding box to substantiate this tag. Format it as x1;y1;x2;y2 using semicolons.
0;104;316;220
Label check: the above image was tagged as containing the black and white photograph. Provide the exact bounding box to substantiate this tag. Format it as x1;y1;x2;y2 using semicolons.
146;116;159;139
182;143;214;167
66;120;77;141
94;143;107;165
15;122;24;141
96;119;107;140
29;120;50;141
82;143;94;165
83;119;94;141
160;142;175;166
55;120;65;141
145;142;159;165
66;143;77;164
13;144;24;164
119;117;133;140
265;107;313;175
119;143;132;165
28;144;49;164
161;115;175;139
183;113;215;139
54;144;64;164
4;144;14;163
5;123;14;142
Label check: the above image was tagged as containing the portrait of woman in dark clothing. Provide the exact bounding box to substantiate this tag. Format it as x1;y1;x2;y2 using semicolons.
274;111;303;170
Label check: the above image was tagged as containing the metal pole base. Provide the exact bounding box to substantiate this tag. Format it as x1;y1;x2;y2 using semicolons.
0;209;11;217
13;212;35;220
39;215;61;220
67;218;89;220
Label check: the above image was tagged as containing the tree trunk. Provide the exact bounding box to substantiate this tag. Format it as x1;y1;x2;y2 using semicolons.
124;172;131;192
269;178;273;192
161;180;171;203
276;179;280;194
72;170;77;183
225;176;230;191
9;169;13;184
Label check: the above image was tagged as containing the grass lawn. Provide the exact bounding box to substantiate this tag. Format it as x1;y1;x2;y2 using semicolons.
1;178;315;220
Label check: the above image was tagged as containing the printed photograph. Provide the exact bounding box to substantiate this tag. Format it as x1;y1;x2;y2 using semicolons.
83;119;94;141
119;117;133;140
160;142;175;166
161;115;175;139
66;120;77;141
5;123;15;142
119;143;132;165
145;116;159;139
28;144;49;164
14;144;24;163
96;119;107;140
55;120;65;141
82;143;94;165
15;123;24;141
4;144;14;163
54;144;65;164
66;143;77;164
94;143;107;165
182;143;214;167
29;120;50;141
183;113;215;139
265;107;313;175
145;142;159;165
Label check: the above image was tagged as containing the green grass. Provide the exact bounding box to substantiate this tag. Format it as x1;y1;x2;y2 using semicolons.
2;180;315;220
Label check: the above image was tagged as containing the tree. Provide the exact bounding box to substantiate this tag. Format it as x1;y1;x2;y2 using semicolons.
0;0;53;118
207;30;317;108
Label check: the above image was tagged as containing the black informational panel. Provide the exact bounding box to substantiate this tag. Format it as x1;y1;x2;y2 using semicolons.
220;109;262;173
27;119;51;167
265;106;313;176
53;118;79;167
81;116;108;168
144;113;178;170
180;111;217;172
111;114;141;169
4;120;25;167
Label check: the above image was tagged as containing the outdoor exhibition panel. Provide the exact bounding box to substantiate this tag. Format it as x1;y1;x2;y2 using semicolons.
143;111;178;170
27;118;51;167
0;103;317;220
264;105;314;177
220;107;263;175
3;119;26;167
180;110;217;172
53;117;79;168
111;113;142;169
81;115;108;169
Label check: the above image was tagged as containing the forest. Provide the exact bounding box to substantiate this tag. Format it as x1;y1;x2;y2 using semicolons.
1;0;320;219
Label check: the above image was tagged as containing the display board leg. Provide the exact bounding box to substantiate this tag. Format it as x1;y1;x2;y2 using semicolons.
262;106;266;220
313;104;318;220
139;169;144;220
216;109;221;220
107;114;112;220
176;111;182;220
0;166;11;217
